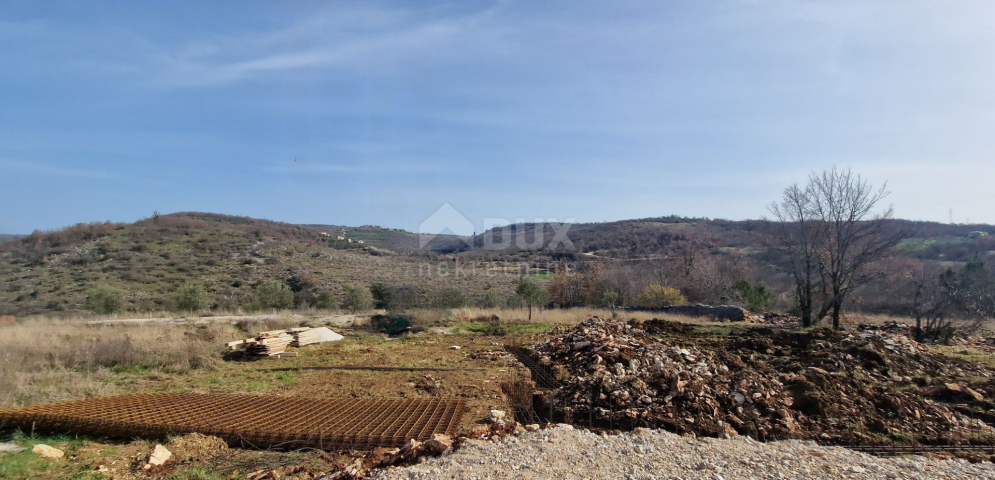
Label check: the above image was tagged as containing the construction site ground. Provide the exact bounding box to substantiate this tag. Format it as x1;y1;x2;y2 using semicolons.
3;312;995;479
0;326;536;479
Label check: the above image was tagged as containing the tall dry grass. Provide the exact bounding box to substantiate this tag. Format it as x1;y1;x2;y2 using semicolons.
446;306;711;325
0;317;293;409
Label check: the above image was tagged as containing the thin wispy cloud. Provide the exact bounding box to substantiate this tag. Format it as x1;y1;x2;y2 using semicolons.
264;161;442;175
1;1;994;232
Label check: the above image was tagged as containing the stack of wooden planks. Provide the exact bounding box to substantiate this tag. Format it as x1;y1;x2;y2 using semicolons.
290;327;320;347
226;330;293;357
224;327;338;357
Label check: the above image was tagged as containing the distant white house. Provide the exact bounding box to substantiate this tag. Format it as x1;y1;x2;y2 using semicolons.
336;235;345;240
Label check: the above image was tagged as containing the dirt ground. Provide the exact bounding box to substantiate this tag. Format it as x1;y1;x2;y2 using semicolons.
4;312;995;478
0;324;546;479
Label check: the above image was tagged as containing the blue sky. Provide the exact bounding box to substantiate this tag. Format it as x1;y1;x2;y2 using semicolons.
2;1;994;235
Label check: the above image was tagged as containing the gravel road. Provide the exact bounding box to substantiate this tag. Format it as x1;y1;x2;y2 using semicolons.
374;425;995;479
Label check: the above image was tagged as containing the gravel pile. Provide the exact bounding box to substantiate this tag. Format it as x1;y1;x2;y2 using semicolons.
374;425;995;479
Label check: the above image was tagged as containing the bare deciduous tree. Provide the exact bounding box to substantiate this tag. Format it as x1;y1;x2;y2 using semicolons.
767;184;824;327
908;261;962;342
768;167;903;328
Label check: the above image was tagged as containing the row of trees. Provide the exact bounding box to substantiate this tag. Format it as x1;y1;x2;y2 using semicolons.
767;167;995;334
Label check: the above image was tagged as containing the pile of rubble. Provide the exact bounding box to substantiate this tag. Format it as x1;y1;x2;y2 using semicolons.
532;317;995;446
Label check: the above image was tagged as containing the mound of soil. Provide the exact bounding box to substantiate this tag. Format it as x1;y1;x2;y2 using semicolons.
637;318;696;335
533;317;995;447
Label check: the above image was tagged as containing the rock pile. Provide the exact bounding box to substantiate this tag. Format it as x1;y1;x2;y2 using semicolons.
532;317;995;446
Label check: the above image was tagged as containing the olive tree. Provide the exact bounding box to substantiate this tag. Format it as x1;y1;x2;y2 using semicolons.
515;278;549;321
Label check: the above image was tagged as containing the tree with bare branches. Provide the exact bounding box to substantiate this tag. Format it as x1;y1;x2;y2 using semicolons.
767;184;824;327
768;167;903;328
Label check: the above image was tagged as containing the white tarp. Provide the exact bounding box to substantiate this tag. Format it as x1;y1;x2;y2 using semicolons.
312;327;344;343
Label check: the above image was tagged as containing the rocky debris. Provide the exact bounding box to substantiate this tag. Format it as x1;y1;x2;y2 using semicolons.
532;317;995;446
660;304;749;322
374;434;455;469
0;442;24;453
756;312;801;327
372;425;995;480
166;433;229;462
31;444;64;459
246;465;328;479
466;350;511;361
148;444;172;466
413;375;442;394
488;410;506;423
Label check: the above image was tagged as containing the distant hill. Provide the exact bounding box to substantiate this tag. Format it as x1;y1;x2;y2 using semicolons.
461;217;995;262
0;213;517;316
306;224;469;254
2;211;993;316
0;234;22;244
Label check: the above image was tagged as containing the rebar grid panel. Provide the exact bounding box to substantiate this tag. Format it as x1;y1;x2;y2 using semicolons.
501;370;541;424
504;344;560;389
0;394;464;450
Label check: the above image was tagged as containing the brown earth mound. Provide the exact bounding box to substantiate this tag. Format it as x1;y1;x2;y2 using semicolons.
533;317;995;447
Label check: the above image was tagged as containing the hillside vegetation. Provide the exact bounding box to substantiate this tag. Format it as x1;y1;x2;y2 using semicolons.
2;212;993;319
0;213;518;316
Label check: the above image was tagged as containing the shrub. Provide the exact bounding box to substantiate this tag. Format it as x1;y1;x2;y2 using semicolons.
478;290;502;309
369;283;426;311
732;280;771;311
371;314;413;335
315;291;336;310
430;288;467;309
84;286;123;314
254;281;293;309
370;282;392;309
340;284;373;311
637;284;687;308
602;291;621;311
173;284;205;312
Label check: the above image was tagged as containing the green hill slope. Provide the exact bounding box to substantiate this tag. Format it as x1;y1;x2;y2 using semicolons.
0;213;516;316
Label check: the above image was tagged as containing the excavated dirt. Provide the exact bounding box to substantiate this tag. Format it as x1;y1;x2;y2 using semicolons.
531;317;995;448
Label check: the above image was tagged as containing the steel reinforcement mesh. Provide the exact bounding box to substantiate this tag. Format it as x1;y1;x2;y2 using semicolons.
0;393;464;450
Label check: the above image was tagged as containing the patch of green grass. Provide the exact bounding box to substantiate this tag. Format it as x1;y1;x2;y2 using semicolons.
890;383;919;393
245;382;268;392
525;273;554;279
110;364;150;374
897;237;968;252
930;345;995;369
0;431;90;479
275;372;298;385
169;464;226;480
